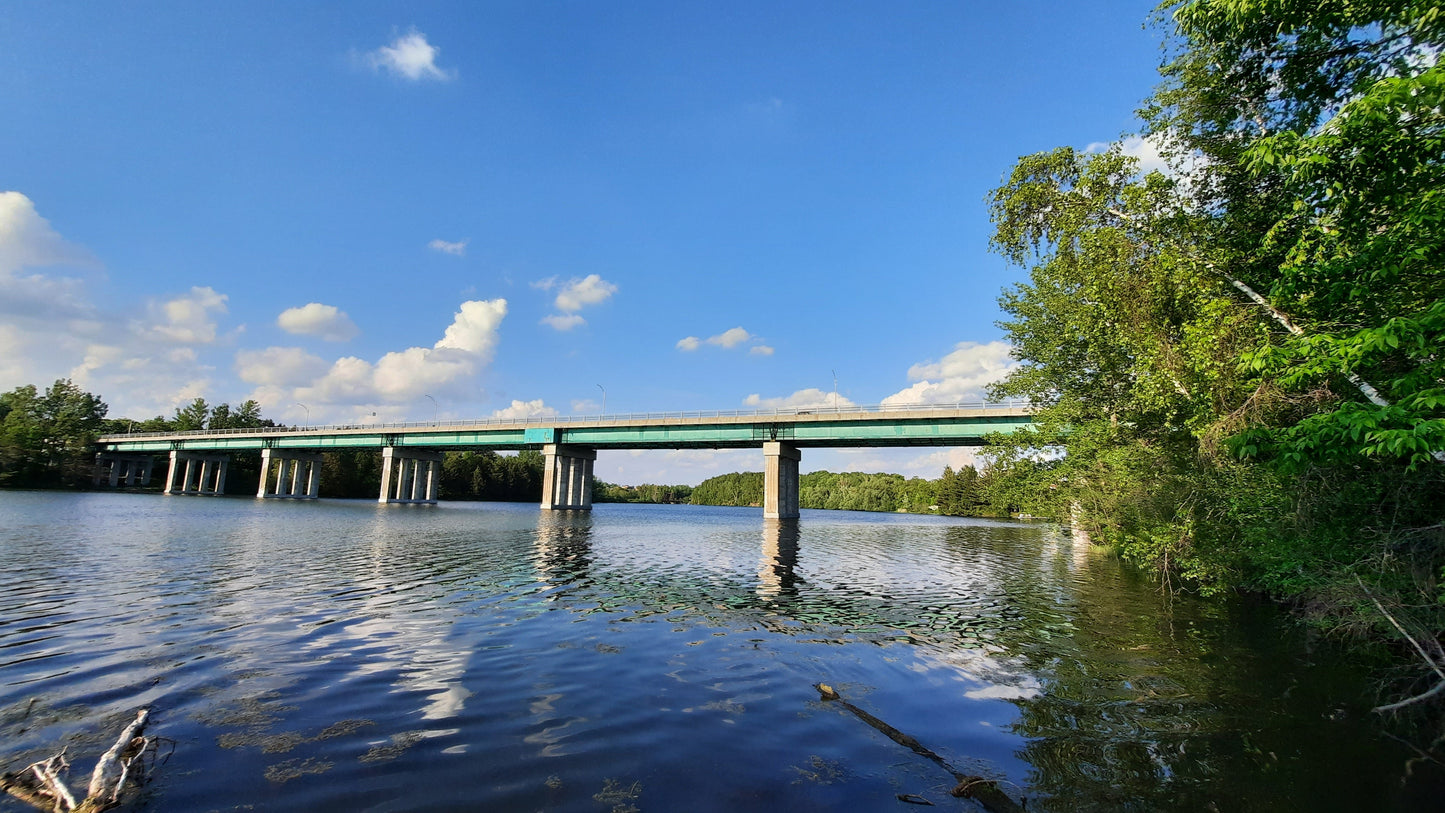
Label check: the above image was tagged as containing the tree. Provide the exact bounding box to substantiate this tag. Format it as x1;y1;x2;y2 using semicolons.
0;379;109;488
173;398;209;431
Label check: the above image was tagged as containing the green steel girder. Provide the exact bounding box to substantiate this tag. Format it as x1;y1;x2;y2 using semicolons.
97;414;1036;454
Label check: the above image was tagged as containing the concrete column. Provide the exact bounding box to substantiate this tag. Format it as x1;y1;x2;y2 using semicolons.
183;457;197;494
199;460;213;494
763;442;800;520
108;460;121;487
123;460;138;487
165;451;180;494
258;449;273;498
378;449;395;503
540;445;597;511
379;447;442;504
308;459;321;497
216;458;229;495
140;458;154;486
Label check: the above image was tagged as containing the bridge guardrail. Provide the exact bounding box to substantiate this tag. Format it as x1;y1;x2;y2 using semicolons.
100;400;1034;441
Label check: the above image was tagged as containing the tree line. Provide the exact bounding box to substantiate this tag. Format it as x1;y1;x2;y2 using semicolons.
981;0;1443;704
686;464;1002;517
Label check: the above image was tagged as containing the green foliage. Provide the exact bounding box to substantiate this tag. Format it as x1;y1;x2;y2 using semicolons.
436;450;544;502
686;466;1005;516
0;379;109;488
594;480;694;504
984;0;1445;636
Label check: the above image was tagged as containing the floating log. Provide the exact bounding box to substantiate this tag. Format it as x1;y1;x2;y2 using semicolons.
1;708;159;813
815;684;1023;813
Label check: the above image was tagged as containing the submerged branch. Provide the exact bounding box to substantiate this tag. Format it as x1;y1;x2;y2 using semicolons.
1;708;158;813
814;683;1024;812
1359;579;1445;713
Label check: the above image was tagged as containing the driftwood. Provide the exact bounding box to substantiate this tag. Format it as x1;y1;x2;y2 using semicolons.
815;684;1023;812
1;708;160;813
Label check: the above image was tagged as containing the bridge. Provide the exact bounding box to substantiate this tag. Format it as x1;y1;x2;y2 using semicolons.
94;402;1035;519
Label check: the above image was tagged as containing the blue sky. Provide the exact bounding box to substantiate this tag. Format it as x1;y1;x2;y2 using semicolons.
2;1;1167;484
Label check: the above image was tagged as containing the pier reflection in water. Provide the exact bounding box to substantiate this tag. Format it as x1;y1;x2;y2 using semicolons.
0;493;1439;812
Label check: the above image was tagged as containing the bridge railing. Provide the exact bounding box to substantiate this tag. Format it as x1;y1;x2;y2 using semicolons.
101;399;1034;441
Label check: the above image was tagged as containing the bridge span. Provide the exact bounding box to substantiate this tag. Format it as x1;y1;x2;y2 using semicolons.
94;402;1035;519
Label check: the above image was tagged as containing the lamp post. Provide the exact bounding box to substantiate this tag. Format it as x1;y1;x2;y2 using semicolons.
294;402;309;428
597;384;606;415
424;394;438;425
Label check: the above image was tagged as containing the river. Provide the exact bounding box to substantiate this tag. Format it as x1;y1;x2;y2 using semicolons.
0;491;1438;811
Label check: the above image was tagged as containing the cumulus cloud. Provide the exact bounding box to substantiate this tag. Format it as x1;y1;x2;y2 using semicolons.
141;286;229;344
367;29;454;81
541;313;585;331
676;326;772;354
553;274;617;313
281;299;507;413
743;388;855;411
0;191;97;276
277;302;360;342
490;399;558;420
880;340;1017;406
1085;133;1204;182
539;274;616;330
428;238;467;256
707;327;751;348
0;193;234;417
235;346;331;387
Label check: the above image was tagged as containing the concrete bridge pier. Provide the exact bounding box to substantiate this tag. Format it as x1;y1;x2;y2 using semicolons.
258;449;322;499
164;451;229;496
541;444;595;510
763;441;800;519
94;453;154;488
380;447;442;504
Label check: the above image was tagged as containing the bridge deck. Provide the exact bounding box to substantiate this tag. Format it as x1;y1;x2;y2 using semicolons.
97;403;1035;453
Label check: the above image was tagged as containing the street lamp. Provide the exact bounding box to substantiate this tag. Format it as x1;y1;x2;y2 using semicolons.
423;394;438;425
597;384;606;415
294;402;309;428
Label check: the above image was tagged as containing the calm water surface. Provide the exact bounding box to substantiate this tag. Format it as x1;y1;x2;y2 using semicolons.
0;492;1439;811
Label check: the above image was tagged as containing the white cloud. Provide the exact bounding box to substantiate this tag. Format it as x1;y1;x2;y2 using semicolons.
707;327;751;348
743;388;855;411
491;399;558;420
367;29;454;81
539;274;616;330
235;346;331;387
0;193;231;418
142;286;229;344
571;398;600;414
0;191;97;276
677;326;772;353
553;274;617;313
428;238;467;256
1085;133;1205;182
277;302;360;342
881;340;1017;406
541;313;585;331
282;299;507;415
